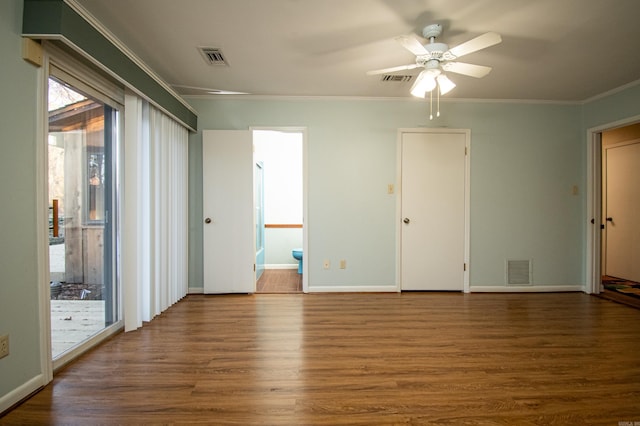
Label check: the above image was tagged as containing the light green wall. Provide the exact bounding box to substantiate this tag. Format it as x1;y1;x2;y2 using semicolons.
265;228;302;266
187;98;584;289
0;0;43;403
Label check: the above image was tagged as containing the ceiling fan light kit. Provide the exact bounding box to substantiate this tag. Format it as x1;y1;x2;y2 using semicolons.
368;23;502;119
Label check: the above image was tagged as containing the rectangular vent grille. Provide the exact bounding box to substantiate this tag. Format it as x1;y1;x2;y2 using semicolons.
506;259;532;286
381;74;413;82
199;47;228;66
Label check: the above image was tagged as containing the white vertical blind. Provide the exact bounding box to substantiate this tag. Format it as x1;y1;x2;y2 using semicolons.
123;92;188;331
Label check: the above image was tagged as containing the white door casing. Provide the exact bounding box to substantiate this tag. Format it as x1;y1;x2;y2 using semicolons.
399;129;469;292
202;130;255;294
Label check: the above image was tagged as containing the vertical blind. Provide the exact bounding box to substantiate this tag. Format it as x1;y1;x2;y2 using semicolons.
123;92;188;331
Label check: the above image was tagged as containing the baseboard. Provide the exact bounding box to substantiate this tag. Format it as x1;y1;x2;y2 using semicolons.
0;374;46;415
265;264;297;270
308;284;400;293
189;284;584;294
470;285;584;293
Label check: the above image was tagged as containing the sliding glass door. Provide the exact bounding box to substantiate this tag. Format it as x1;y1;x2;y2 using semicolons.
47;73;120;359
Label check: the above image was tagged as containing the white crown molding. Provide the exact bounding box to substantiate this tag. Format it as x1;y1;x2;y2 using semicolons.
581;78;640;104
183;93;580;105
63;0;197;115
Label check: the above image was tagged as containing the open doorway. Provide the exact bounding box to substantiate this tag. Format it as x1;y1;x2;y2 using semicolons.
599;123;640;307
253;129;305;293
586;118;640;308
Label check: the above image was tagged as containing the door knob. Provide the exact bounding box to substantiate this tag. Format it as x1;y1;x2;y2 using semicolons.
403;218;410;224
606;217;613;222
204;218;212;224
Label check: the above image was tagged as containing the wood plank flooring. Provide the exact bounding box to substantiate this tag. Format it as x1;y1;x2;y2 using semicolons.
2;292;640;425
256;269;302;293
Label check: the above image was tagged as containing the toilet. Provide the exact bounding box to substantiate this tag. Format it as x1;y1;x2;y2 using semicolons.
292;248;303;274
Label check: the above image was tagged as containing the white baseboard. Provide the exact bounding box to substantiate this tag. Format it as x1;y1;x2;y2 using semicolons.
309;284;400;293
265;264;297;270
0;374;46;415
470;285;584;293
188;284;584;295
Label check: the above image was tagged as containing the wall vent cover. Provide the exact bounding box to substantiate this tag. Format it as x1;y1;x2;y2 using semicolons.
381;74;413;82
199;47;229;66
506;259;532;286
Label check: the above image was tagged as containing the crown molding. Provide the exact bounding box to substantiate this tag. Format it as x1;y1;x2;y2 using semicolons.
63;0;196;115
183;93;580;105
581;78;640;104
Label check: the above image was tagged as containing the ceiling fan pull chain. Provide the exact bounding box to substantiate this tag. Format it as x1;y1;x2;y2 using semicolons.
437;86;441;118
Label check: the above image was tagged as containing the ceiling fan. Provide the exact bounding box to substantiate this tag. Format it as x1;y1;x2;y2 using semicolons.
368;24;502;99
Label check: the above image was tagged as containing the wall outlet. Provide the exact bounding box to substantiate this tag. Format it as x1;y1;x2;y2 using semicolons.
339;259;346;269
0;334;8;359
323;259;330;269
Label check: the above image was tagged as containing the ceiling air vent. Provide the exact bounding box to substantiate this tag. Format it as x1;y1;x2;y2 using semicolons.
199;47;228;66
506;259;533;286
381;74;413;83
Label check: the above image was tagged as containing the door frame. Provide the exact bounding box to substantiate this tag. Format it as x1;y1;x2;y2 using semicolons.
396;128;471;293
38;45;125;382
250;126;309;293
255;161;265;281
585;114;640;294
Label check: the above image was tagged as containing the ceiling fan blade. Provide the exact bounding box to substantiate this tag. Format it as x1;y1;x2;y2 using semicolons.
442;62;492;78
366;64;421;76
394;35;428;56
447;32;501;59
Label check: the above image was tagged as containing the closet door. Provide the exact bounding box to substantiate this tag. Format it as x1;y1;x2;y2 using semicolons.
400;130;469;291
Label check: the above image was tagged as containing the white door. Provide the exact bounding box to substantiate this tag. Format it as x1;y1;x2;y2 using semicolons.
400;130;468;291
202;130;255;293
604;141;640;282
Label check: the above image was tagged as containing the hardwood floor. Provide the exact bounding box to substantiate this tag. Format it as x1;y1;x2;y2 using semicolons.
2;292;640;425
256;269;302;293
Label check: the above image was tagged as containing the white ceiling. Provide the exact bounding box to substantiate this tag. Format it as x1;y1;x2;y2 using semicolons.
75;0;640;101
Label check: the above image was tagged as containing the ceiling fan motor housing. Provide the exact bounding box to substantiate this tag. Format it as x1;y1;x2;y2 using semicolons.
425;42;448;58
422;24;443;39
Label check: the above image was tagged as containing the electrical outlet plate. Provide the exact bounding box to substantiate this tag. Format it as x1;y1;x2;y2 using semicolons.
0;334;8;359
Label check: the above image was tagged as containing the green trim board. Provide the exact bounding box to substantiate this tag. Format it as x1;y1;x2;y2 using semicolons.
22;0;197;131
